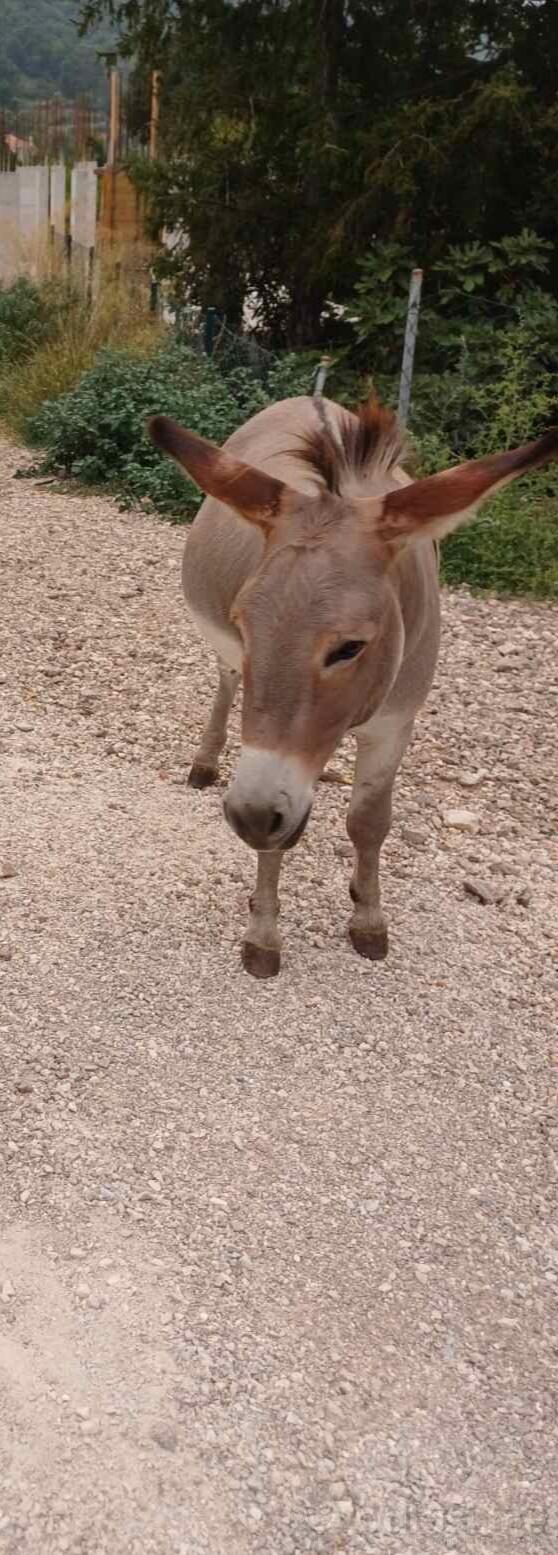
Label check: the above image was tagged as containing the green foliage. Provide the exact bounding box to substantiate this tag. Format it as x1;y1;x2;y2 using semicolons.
440;477;558;599
345;236;558;596
352;229;556;371
351;231;558;450
352;243;413;371
434;231;553;307
26;342;292;515
0;277;74;363
266;352;322;401
4;256;556;597
79;0;558;346
411;305;558;598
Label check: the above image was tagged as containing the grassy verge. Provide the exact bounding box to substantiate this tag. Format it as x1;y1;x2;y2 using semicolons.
440;479;558;598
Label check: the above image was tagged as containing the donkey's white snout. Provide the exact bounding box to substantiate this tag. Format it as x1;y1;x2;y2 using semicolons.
224;748;314;852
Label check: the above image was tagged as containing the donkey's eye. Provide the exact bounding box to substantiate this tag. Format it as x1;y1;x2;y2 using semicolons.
324;639;367;668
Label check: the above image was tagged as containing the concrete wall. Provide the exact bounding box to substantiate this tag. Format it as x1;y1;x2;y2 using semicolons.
0;165;50;279
50;164;67;242
70;162;97;251
0;170;20;281
18;165;49;255
0;161;148;289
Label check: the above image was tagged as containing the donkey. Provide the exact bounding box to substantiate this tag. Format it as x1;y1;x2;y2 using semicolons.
149;396;557;978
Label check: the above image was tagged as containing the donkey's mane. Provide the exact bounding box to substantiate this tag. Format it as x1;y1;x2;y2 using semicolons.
298;398;406;495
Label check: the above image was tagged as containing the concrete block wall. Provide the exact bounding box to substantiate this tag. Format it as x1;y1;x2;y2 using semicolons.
0;162;97;282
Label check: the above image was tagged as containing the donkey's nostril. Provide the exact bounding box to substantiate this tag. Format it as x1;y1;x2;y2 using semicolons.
224;796;287;849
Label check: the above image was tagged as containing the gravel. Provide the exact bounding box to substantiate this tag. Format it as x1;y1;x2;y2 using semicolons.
0;437;557;1554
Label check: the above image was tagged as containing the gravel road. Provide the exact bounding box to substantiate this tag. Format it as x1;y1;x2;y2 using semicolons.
1;436;557;1555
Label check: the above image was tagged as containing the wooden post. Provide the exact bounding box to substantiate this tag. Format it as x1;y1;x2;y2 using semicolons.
149;71;162;160
312;354;332;397
397;268;423;429
107;67;121;169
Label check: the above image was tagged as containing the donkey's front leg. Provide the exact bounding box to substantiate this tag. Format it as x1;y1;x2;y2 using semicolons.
242;850;283;979
346;721;413;961
188;664;240;788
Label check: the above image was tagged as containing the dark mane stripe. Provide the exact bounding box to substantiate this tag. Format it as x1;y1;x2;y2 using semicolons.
298;398;405;494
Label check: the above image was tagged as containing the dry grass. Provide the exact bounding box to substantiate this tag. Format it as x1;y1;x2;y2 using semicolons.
0;220;53;285
0;239;165;437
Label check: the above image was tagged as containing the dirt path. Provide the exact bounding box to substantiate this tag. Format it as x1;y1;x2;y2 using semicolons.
1;437;557;1555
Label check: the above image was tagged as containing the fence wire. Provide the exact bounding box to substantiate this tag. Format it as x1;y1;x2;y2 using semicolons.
172;305;281;386
211;320;279;385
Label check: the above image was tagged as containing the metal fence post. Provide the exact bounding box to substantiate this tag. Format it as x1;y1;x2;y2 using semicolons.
312;354;332;397
149;273;160;315
397;268;423;429
204;306;217;357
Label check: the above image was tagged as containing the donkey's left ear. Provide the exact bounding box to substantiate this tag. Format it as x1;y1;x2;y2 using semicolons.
376;427;558;546
148;415;299;532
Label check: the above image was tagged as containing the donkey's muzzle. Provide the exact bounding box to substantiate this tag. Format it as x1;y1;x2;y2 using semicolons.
225;797;285;850
223;748;314;852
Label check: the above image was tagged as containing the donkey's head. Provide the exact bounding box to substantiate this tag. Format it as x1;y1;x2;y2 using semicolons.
149;406;558;851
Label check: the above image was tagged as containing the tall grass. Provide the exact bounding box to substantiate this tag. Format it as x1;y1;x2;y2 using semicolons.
0;244;163;437
440;478;558;598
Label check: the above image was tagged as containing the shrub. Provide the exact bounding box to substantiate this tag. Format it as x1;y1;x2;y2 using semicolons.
349;254;558;597
26;342;283;516
440;476;558;598
412;309;558;597
0;276;74;363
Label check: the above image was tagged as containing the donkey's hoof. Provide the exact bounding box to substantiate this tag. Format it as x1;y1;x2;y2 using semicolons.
188;762;218;790
242;941;281;979
349;925;389;962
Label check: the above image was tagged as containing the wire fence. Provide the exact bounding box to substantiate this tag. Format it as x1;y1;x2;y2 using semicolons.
211;319;279;384
172;304;281;384
173;307;333;404
0;88;146;173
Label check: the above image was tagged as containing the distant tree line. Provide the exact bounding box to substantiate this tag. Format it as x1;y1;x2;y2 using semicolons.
0;0;113;108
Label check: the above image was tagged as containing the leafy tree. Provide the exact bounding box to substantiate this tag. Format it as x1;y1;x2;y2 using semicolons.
77;1;558;345
348;229;558;470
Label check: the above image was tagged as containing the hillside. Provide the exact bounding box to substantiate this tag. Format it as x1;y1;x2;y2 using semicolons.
0;0;114;107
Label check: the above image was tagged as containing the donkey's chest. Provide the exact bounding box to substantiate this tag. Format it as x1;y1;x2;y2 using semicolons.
181;498;263;671
187;604;243;672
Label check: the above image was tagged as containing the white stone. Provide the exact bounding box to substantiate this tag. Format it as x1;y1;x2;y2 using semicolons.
442;808;478;831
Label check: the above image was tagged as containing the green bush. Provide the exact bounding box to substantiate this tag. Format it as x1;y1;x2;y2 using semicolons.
355;266;558;597
0;276;74;363
441;477;558;599
411;309;558;597
27;342;281;516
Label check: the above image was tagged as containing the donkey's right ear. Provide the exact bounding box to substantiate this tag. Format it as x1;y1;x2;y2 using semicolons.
375;425;558;546
148;416;297;533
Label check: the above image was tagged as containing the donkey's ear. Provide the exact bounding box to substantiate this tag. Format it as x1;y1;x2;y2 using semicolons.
376;427;558;546
148;415;296;532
